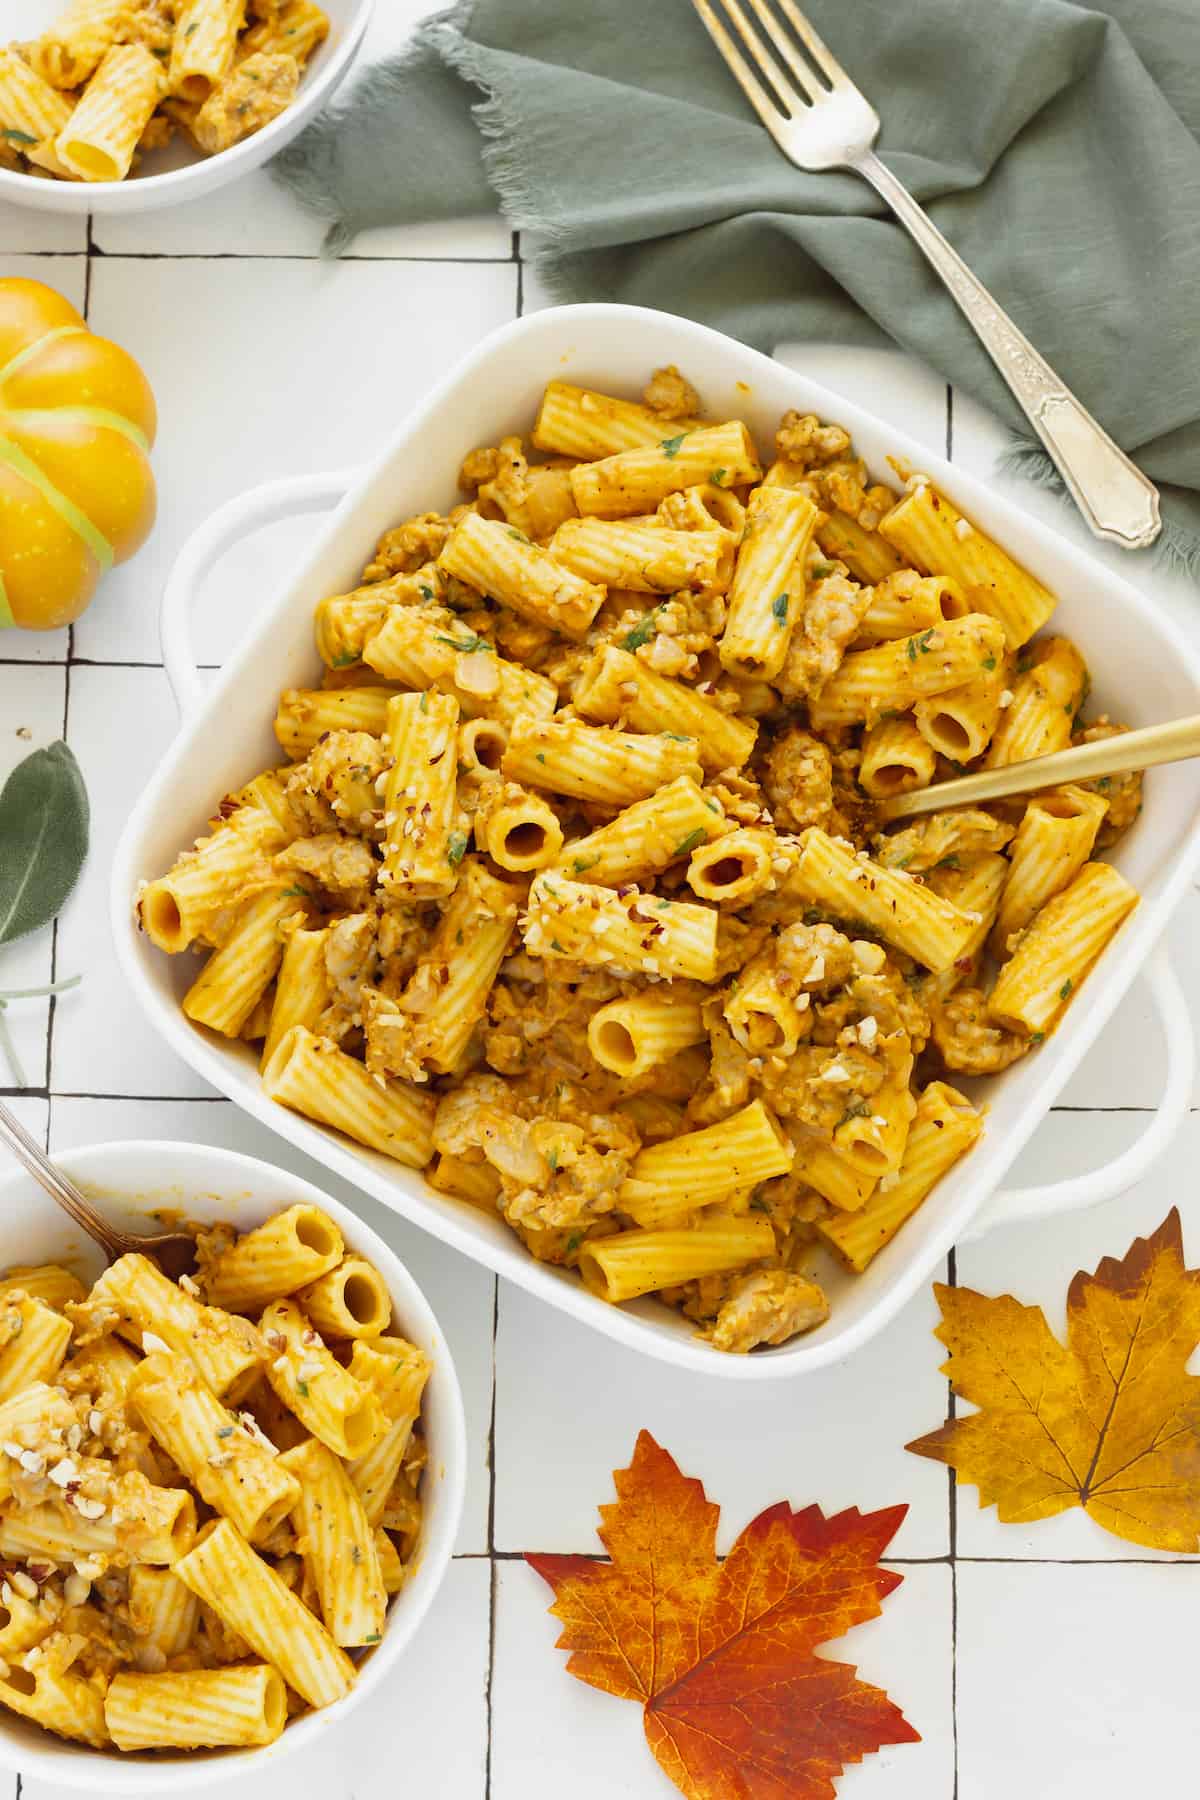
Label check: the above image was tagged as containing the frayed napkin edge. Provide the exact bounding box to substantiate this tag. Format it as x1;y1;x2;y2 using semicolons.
1000;441;1200;576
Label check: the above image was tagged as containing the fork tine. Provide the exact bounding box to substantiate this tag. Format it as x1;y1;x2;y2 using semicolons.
718;0;803;115
743;0;824;101
690;0;788;133
773;0;851;89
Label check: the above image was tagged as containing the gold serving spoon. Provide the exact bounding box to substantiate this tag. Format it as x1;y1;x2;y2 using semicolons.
875;713;1200;823
0;1097;197;1281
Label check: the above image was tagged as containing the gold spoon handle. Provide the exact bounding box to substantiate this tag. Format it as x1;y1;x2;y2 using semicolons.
876;713;1200;823
0;1097;127;1263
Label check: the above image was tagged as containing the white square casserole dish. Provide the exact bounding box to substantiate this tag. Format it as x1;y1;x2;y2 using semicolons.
112;304;1200;1379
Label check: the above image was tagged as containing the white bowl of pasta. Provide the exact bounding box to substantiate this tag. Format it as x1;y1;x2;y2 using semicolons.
112;303;1200;1378
0;1137;465;1788
0;0;371;212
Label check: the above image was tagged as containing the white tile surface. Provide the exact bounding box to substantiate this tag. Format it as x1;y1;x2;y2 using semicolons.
0;665;66;1091
492;1560;952;1800
956;1562;1200;1797
0;71;1195;1788
77;256;519;665
494;1274;951;1558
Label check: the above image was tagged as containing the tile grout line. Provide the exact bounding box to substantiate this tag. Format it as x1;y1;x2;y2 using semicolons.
483;1276;499;1799
945;380;959;1800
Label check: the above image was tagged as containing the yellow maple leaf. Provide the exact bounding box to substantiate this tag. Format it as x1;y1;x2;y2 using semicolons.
907;1209;1200;1551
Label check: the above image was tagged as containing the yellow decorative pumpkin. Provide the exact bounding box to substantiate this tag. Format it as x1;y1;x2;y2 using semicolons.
0;277;156;631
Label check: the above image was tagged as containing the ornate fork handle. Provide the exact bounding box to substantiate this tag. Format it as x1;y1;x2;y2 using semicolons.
856;150;1161;551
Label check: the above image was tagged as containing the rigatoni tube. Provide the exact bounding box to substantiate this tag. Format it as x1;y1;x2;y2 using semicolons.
618;1101;793;1223
503;714;702;807
587;992;706;1078
105;1666;287;1752
719;486;819;679
878;483;1057;647
556;776;726;887
202;1203;343;1311
580;1218;776;1304
174;1519;354;1710
819;1082;983;1272
438;512;604;639
279;1439;387;1647
808;614;1007;731
569;421;761;518
127;1348;301;1546
523;872;718;982
574;645;757;772
260;1297;386;1461
262;1026;436;1168
989;862;1137;1037
790;829;978;972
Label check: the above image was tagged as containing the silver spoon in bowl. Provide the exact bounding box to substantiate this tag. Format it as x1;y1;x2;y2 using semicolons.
0;1097;198;1281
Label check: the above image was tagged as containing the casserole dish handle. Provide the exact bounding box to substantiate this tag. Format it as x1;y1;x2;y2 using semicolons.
962;940;1193;1242
160;469;359;717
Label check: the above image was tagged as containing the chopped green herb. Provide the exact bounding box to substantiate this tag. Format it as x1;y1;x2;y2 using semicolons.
364;1632;381;1644
675;828;705;856
1059;979;1072;1000
331;649;360;668
810;560;835;578
749;1193;771;1214
536;751;547;764
1097;776;1112;791
280;885;312;899
418;583;434;602
216;1426;234;1439
455;928;464;944
185;19;199;33
351;1545;363;1565
908;628;936;658
663;732;692;742
572;856;599;874
419;691;428;713
565;1231;583;1254
771;591;790;625
434;632;492;655
507;527;530;543
623;606;663;652
656;899;672;912
935;854;961;871
709;468;728;487
837;1101;871;1127
551;938;565;953
1030;1031;1045;1045
547;1149;559;1172
980;654;997;671
1;130;37;147
296;1380;310;1398
660;433;686;459
447;831;469;866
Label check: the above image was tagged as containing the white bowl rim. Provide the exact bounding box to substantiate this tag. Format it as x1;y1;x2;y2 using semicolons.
0;1136;467;1793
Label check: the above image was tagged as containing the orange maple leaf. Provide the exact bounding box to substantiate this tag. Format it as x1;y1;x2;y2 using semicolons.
527;1431;919;1800
907;1209;1200;1551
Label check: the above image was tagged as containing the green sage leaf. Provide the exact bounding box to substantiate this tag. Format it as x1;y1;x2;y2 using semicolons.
0;743;89;947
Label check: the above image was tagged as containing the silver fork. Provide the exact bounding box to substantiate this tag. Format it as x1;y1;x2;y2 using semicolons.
691;0;1161;552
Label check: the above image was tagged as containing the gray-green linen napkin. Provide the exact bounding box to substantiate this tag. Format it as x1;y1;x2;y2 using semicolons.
274;0;1200;568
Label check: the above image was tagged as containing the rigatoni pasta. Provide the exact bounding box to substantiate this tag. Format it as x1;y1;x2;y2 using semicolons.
4;0;328;185
137;362;1145;1354
0;1202;431;1753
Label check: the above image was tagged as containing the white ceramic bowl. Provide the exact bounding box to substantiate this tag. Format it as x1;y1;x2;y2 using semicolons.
112;303;1200;1379
0;0;372;214
0;1138;465;1790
